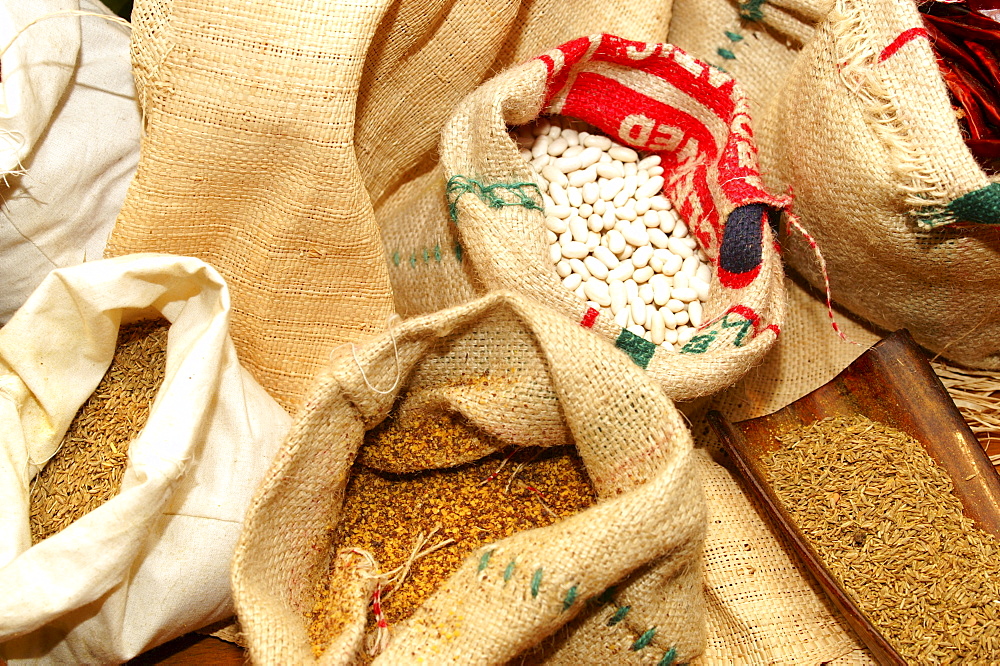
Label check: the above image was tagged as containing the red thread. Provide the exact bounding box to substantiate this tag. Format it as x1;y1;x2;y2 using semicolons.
784;212;857;344
580;307;600;328
878;28;929;63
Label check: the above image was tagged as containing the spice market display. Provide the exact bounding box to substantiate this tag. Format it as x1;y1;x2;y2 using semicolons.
2;0;1000;664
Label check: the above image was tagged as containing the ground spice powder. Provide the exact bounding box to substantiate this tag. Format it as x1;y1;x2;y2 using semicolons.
28;318;169;544
762;415;1000;663
307;408;596;656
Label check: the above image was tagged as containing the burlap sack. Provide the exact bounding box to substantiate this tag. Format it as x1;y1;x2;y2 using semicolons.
105;0;396;411
382;34;786;401
673;0;1000;369
0;254;291;664
231;291;707;664
760;0;1000;369
673;276;881;664
357;0;674;213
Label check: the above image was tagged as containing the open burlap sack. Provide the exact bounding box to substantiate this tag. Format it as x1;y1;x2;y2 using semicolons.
231;291;707;665
357;0;674;213
105;0;396;411
382;34;787;401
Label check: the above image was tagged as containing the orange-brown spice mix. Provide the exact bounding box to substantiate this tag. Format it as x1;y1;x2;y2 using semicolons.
307;408;596;654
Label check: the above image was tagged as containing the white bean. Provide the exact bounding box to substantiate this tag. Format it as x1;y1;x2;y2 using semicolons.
556;260;572;278
610;280;627;314
563;273;582;290
584;256;609;280
633;266;654;283
584;279;612;306
688;300;703;328
593;246;620;270
561;241;589;259
609;145;639;162
666;236;694;259
631;244;653;268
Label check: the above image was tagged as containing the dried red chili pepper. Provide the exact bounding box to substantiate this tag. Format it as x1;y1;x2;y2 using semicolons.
921;0;1000;172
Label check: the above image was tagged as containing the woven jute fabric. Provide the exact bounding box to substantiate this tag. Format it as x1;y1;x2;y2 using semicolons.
359;0;674;213
669;277;883;665
106;0;396;411
667;0;832;106
231;291;707;664
760;0;1000;369
672;0;1000;368
383;34;786;402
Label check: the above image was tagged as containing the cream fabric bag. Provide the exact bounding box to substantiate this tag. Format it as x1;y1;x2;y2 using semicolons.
0;254;291;664
0;0;141;322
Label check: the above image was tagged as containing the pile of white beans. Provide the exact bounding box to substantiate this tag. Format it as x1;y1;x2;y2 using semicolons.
513;118;711;350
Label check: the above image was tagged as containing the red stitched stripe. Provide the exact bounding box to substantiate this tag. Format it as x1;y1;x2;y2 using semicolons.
879;28;929;63
581;307;600;328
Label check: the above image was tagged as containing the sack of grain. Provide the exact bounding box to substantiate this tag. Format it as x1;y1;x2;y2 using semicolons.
105;0;396;412
671;0;1000;369
0;0;140;323
382;34;786;401
0;254;291;664
232;291;707;665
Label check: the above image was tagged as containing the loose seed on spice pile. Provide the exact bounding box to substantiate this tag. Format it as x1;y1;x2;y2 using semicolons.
307;409;596;657
762;416;1000;664
29;318;170;544
513;116;712;349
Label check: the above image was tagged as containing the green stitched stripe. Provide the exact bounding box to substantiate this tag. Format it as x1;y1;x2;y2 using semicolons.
615;329;656;369
562;585;578;611
392;251;400;267
503;560;516;583
717;48;737;60
446;175;543;222
434;244;442;262
632;627;657;651
531;568;544;598
478;550;493;572
725;30;743;41
739;0;766;21
659;647;678;665
945;183;1000;225
455;243;463;262
608;605;631;626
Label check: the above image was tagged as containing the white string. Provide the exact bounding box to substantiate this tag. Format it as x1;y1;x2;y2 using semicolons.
330;314;404;396
0;10;131;63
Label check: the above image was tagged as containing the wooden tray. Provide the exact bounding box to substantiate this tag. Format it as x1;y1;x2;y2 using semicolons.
708;329;1000;666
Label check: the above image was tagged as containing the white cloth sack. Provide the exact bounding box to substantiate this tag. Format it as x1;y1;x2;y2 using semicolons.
0;254;292;664
0;0;141;323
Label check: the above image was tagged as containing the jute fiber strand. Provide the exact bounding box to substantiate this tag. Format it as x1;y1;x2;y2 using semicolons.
106;0;396;411
755;0;1000;369
231;291;707;664
358;0;674;213
385;34;786;400
0;254;291;664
